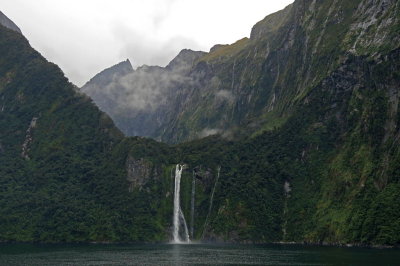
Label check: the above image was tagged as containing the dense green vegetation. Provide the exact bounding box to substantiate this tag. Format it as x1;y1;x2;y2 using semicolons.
0;26;168;242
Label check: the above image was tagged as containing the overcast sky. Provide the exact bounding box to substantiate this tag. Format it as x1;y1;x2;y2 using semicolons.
1;0;293;86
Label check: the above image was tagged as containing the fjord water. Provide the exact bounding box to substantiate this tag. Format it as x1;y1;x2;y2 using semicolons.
1;243;399;265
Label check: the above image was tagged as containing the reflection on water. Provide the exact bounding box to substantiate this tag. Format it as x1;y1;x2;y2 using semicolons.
172;244;182;265
0;243;399;265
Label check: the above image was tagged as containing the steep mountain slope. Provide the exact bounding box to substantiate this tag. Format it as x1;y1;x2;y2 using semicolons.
83;0;400;145
0;23;171;242
161;0;400;143
81;49;206;138
168;48;400;245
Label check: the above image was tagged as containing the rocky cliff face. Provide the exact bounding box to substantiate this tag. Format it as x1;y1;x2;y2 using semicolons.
126;156;161;192
161;0;400;142
82;0;399;144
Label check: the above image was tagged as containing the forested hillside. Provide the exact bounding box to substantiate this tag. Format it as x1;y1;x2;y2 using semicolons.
0;24;169;242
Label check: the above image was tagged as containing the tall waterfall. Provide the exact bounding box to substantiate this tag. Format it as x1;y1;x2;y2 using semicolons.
172;164;190;243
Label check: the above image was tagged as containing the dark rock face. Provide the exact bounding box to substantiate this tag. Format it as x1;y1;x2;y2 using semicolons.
21;116;38;159
0;11;22;34
126;156;152;191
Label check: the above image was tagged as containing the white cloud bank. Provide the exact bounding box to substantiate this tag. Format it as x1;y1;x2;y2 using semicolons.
1;0;294;86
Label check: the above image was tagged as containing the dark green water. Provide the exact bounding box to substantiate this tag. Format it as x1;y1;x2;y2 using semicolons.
0;243;399;265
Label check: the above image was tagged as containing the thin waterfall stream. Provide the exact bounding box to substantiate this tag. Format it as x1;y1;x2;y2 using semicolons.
172;164;190;243
201;166;221;239
190;170;196;238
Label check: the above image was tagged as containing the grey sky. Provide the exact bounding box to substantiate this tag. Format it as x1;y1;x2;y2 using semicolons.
1;0;294;86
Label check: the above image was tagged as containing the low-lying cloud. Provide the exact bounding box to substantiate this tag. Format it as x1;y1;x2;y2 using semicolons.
215;89;235;103
198;128;221;138
83;49;204;116
1;0;294;86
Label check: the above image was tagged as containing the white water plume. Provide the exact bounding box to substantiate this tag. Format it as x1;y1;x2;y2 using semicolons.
172;164;190;243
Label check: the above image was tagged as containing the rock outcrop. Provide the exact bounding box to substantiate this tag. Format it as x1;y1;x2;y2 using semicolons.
21;117;38;159
126;156;152;191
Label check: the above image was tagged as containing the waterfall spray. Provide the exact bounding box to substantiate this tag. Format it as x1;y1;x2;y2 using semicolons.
172;164;190;243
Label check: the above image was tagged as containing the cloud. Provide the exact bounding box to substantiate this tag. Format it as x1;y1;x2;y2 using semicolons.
111;21;203;68
215;89;235;103
1;0;294;86
198;128;221;138
151;0;178;29
89;57;197;114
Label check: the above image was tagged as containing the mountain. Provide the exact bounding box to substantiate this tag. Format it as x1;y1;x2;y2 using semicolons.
160;0;400;143
1;0;400;247
81;49;206;139
80;0;400;245
0;21;175;242
0;10;21;34
83;0;400;145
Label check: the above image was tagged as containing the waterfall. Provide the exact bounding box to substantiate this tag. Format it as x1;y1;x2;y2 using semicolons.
201;166;221;239
172;164;190;243
180;209;190;241
190;170;196;238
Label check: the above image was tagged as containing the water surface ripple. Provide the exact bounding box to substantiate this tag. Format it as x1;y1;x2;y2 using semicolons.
0;243;399;265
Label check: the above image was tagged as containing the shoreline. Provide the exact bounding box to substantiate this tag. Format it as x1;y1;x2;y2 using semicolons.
271;241;397;249
0;240;398;249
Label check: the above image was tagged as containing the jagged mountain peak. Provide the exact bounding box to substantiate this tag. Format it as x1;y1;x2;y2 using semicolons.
82;59;133;88
111;58;133;72
166;49;206;72
0;10;22;34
